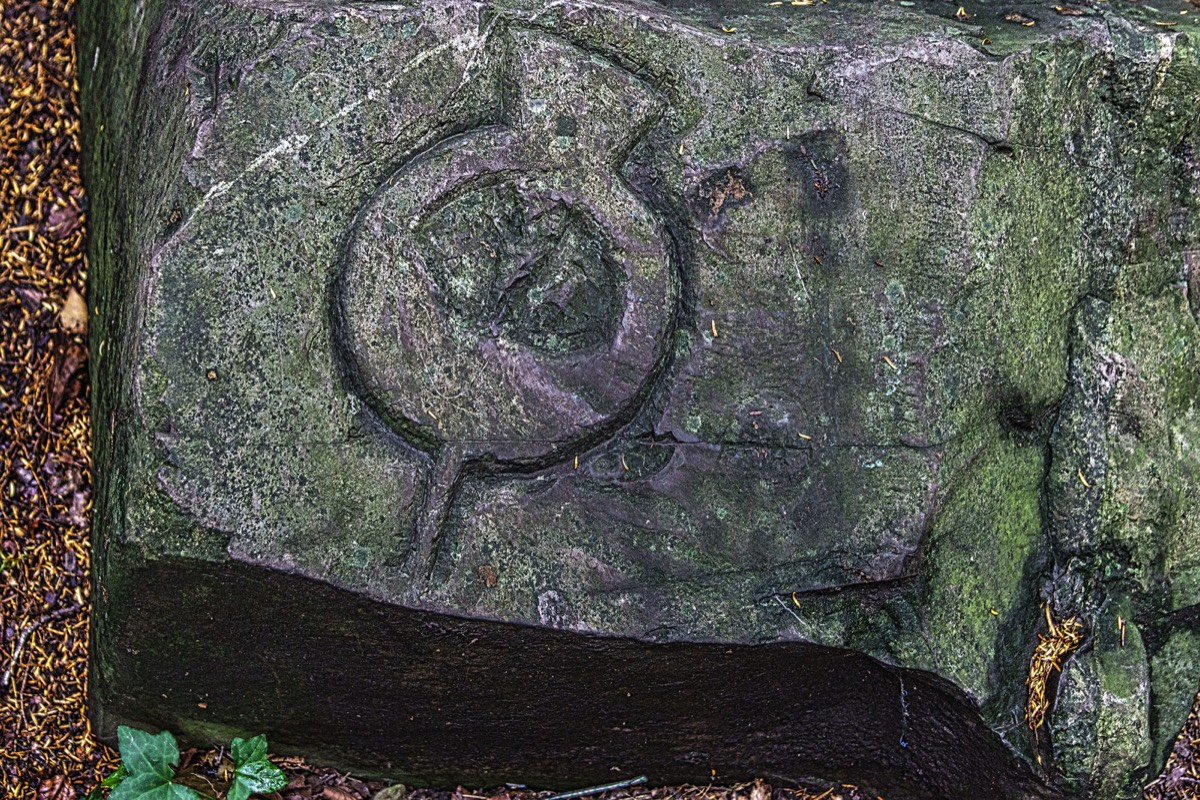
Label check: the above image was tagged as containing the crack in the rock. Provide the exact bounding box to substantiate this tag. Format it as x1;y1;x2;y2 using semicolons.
881;106;1008;148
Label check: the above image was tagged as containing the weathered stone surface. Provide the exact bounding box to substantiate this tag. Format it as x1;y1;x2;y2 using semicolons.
80;0;1200;797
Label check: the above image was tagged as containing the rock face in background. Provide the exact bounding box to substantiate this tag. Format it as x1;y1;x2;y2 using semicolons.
80;0;1200;797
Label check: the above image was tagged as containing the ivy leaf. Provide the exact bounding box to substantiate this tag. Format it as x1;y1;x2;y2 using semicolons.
108;773;167;800
150;785;204;800
230;735;268;768
227;781;251;800
101;764;129;788
85;766;129;800
116;727;179;782
232;758;288;794
228;733;285;799
109;773;203;800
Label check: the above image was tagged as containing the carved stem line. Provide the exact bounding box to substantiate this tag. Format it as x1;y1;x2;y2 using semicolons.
411;446;466;583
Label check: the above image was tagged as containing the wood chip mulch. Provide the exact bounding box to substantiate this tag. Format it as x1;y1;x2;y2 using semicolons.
1;1;1199;799
1145;689;1200;800
407;780;879;800
1024;608;1085;733
0;0;112;797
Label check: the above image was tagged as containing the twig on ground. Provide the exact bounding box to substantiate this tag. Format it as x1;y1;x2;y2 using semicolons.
0;602;82;692
543;776;648;800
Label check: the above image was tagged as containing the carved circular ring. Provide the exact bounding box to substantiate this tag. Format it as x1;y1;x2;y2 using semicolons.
336;127;679;468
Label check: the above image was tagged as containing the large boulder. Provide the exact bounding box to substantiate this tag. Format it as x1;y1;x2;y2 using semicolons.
80;0;1200;797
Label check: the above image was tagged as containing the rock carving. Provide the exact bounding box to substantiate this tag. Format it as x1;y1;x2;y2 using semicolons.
85;0;1200;794
335;29;680;578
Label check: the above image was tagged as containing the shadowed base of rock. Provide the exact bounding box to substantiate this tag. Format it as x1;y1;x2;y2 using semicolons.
91;549;1056;800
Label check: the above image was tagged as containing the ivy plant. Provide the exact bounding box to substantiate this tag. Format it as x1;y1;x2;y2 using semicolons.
108;726;200;800
91;726;287;800
226;734;288;800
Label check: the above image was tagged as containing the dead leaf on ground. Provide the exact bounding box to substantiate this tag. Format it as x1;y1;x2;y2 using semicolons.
15;286;44;310
37;775;75;800
341;777;372;796
1003;11;1036;24
65;490;87;529
322;787;361;800
45;202;82;239
48;339;86;412
58;288;86;335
